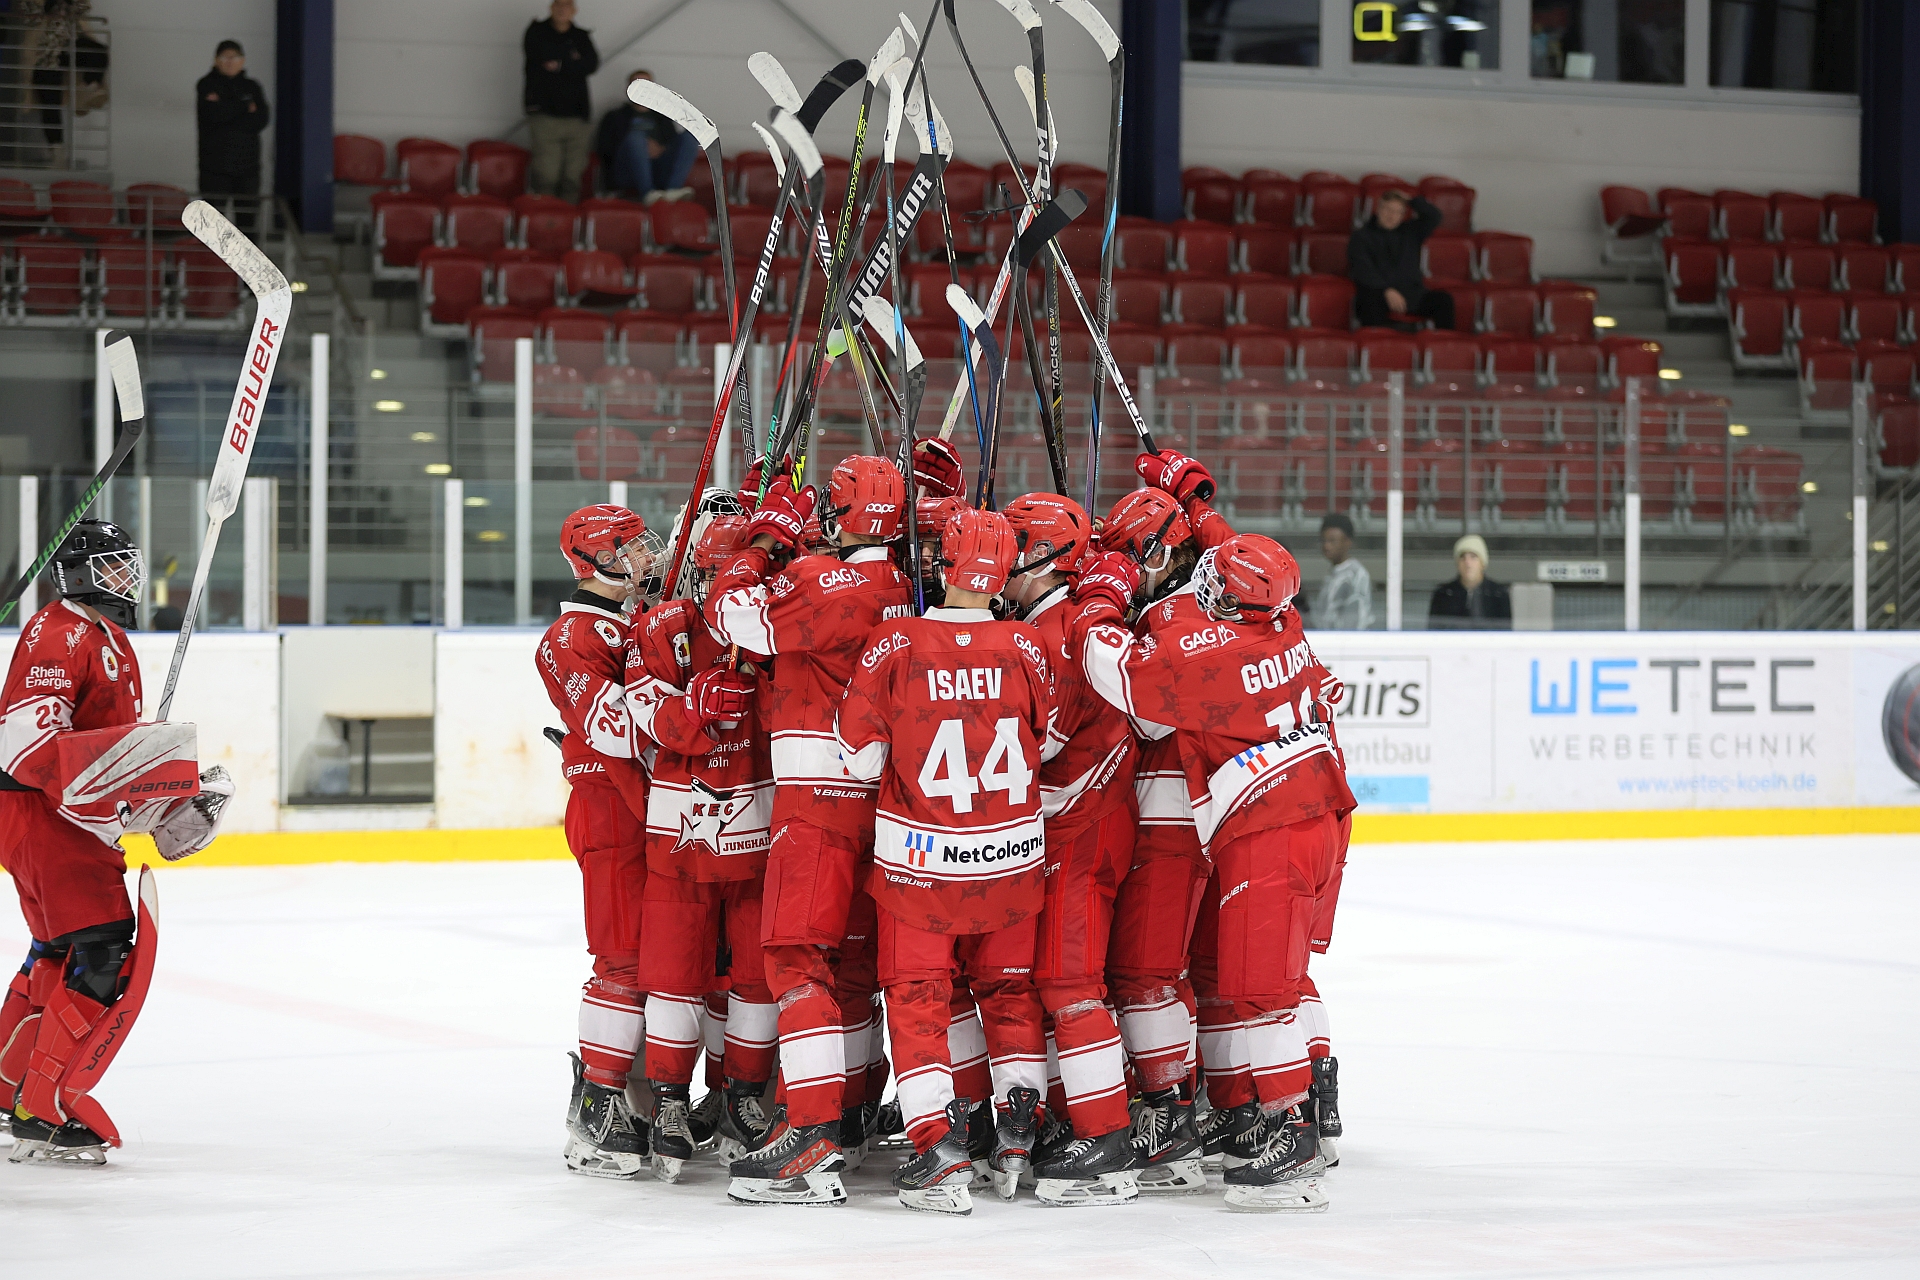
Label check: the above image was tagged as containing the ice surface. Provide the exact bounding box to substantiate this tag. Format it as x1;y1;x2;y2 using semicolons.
3;835;1917;1279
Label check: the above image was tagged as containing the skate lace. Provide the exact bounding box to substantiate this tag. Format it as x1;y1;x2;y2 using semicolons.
1059;1136;1098;1160
1132;1103;1171;1152
658;1098;692;1139
737;1093;768;1132
1251;1119;1299;1167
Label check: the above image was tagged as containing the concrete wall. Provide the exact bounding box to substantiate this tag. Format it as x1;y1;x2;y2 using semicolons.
1182;71;1861;277
93;0;277;189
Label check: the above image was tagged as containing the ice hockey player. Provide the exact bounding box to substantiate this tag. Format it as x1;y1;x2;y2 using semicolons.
997;493;1141;1206
706;457;913;1206
536;505;660;1179
836;506;1055;1215
0;520;233;1164
1075;529;1355;1212
624;512;774;1180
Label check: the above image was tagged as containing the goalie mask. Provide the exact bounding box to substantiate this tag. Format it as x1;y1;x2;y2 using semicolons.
49;520;145;629
669;487;748;601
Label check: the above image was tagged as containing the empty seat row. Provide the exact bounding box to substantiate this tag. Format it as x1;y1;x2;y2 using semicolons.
1606;186;1879;246
1664;237;1920;316
1181;168;1476;234
1798;339;1919;415
0;239;241;322
1727;288;1920;370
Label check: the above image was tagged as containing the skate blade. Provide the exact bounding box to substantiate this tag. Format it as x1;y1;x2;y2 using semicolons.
1135;1157;1209;1195
841;1143;867;1173
991;1161;1024;1202
715;1136;753;1165
969;1158;992;1189
8;1139;109;1167
727;1170;847;1206
651;1153;685;1183
563;1136;644;1180
1223;1178;1329;1213
1319;1136;1339;1168
1033;1170;1139;1206
899;1181;974;1215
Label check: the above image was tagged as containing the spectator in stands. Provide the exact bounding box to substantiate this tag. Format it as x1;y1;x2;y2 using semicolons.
523;0;599;201
595;70;698;204
1427;534;1511;630
1350;189;1452;332
1312;513;1373;629
195;40;270;211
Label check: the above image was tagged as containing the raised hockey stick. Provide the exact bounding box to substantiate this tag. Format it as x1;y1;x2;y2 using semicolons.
862;295;928;611
1012;64;1070;495
1050;0;1124;514
944;0;1162;458
0;331;144;625
948;285;1007;507
156;202;292;723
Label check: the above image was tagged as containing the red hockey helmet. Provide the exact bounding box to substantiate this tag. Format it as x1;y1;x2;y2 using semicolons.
825;455;906;540
940;506;1018;596
1194;534;1300;620
688;513;750;604
1003;493;1091;577
915;494;965;540
1101;489;1192;560
560;504;653;586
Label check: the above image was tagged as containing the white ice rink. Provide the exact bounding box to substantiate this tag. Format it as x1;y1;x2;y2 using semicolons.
3;834;1916;1279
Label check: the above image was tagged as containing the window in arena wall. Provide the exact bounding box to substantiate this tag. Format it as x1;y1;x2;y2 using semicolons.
1350;1;1501;70
1530;1;1685;85
1710;0;1858;93
1186;0;1324;66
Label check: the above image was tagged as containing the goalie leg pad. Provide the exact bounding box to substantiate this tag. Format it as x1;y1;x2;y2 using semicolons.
17;920;133;1128
1;947;66;1092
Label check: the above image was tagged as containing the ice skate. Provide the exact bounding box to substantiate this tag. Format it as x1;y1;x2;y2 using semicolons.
1129;1090;1207;1194
650;1085;695;1183
1311;1055;1341;1168
965;1098;995;1187
1020;1111;1074;1189
6;1111;110;1166
1199;1099;1267;1169
714;1079;772;1164
563;1054;647;1180
688;1086;724;1151
987;1086;1040;1201
893;1099;976;1215
1031;1127;1139;1206
726;1116;846;1206
872;1097;912;1150
838;1105;869;1171
1223;1105;1329;1213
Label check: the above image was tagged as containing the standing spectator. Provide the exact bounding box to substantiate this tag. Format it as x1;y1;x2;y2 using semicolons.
524;0;599;201
1427;534;1511;630
594;70;698;204
1349;189;1452;332
1312;513;1372;629
195;40;270;212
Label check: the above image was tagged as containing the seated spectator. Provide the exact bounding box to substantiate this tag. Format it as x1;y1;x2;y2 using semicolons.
595;69;698;204
1350;189;1453;332
1428;534;1510;630
1312;513;1372;629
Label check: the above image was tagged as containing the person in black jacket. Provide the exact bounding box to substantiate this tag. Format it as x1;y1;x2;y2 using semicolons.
524;0;599;201
195;41;270;204
1349;190;1453;332
1427;534;1511;630
594;71;699;203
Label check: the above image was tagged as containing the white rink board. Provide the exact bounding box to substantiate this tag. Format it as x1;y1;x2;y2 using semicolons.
1309;633;1920;815
1;838;1914;1279
434;629;570;830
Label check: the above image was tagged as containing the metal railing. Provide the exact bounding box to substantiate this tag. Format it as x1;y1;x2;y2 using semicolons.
0;12;109;172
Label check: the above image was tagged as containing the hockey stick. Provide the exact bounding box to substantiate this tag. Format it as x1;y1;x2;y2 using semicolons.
862;296;927;612
157;203;292;722
943;0;1162;460
1050;0;1124;514
948;285;1007;507
0;331;144;626
1005;9;1072;498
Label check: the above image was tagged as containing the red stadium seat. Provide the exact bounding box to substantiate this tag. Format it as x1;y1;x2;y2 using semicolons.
1661;193;1714;240
124;183;189;234
1714;190;1769;242
1779;241;1837;291
397;140;461;197
542;307;614;372
441;194;512;255
470;144;530;201
96;244;165;317
1863;345;1916;400
1719;240;1779;294
582;202;648;259
1418;331;1479;389
514;195;579;257
1294;331;1357;387
1237;277;1295;329
418;249;488;330
1422;234;1474;285
1301;176;1359;232
564;249;636;303
1837;244;1893;293
1600;186;1662;267
493;252;563;311
630;255;702;314
1849;293;1904;345
1173;221;1234;275
1356;330;1418;381
1483;337;1541;387
1797;338;1855;414
615;312;685;374
1235;225;1295;276
594;367;671;425
1538;283;1596;339
1296;275;1355;330
733;151;780;206
1475;232;1534;284
1117;222;1173;272
1053;222;1106;273
1418;177;1475;234
1663;238;1720;316
49;179;115;233
371;193;438;273
1298;231;1348;277
574;423;646;477
1788;290;1846;348
1183;174;1238;224
1878;395;1920;469
1771;192;1823;243
1110;272;1167;327
1604;336;1664;384
469;306;537;383
1738;445;1804;524
1481;286;1538;336
1892;245;1920;294
1169;276;1234;328
176;245;241;319
1105;323;1162;372
942;159;992;225
534;363;596;418
1826;195;1879;244
1243;178;1301;228
333;134;389;187
1233;331;1293;381
1166;332;1232;382
1543;339;1604;390
651;202;717;253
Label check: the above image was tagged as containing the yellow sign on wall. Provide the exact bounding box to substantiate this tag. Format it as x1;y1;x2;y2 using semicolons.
1354;1;1398;41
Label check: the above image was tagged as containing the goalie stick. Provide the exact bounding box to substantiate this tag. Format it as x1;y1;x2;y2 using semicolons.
157;202;292;722
0;331;144;625
1049;0;1125;515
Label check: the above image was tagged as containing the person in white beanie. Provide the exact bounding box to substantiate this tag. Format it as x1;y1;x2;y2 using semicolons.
1427;534;1510;630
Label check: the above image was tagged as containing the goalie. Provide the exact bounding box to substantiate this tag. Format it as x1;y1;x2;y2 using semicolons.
0;521;233;1165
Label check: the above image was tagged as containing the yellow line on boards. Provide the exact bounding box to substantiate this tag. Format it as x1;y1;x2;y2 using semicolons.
114;828;574;868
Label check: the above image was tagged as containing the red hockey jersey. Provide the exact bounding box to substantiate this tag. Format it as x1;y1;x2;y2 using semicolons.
534;593;649;817
836;608;1056;934
707;545;913;830
0;599;143;845
627;598;772;881
1082;600;1354;852
1022;584;1135;837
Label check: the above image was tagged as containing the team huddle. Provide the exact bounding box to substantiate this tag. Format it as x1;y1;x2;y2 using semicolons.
536;438;1356;1215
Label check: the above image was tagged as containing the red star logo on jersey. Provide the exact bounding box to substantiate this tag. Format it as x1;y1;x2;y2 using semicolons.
673;777;752;857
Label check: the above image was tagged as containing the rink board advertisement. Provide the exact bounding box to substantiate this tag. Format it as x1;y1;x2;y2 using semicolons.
1311;633;1920;817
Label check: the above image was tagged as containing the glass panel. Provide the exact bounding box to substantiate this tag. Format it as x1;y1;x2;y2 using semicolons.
1352;1;1502;70
1530;0;1686;84
1710;0;1859;92
1186;0;1324;66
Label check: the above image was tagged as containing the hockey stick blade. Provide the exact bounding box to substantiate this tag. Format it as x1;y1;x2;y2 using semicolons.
626;80;718;150
991;0;1043;31
1016;191;1086;269
0;331;145;624
800;59;867;131
750;52;803;114
1051;0;1120;59
862;296;925;370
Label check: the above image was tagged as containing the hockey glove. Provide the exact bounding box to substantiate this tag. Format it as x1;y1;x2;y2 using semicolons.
1135;449;1216;504
686;666;755;733
1074;551;1142;624
745;477;817;555
912;437;966;499
153;766;236;861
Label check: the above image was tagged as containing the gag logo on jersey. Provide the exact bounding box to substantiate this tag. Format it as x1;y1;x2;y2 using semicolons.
1181;624;1234;655
1012;631;1047;674
862;630;910;671
1241;641;1312;695
24;665;72;691
818;567;865;593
